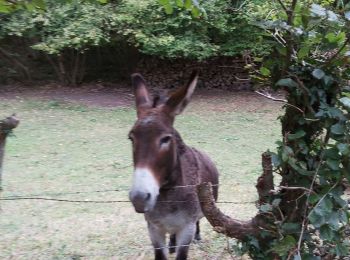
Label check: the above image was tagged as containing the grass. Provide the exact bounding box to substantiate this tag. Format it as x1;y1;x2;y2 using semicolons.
0;92;282;259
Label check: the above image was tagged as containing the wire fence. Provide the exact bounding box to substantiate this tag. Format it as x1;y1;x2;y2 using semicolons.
0;183;256;205
1;239;238;259
0;180;255;258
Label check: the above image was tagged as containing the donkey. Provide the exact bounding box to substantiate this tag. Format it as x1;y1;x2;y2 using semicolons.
128;71;219;260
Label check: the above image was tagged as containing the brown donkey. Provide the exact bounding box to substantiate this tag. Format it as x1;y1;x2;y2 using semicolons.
128;72;219;260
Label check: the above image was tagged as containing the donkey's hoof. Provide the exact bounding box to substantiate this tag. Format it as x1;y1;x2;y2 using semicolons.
194;234;201;241
169;247;176;254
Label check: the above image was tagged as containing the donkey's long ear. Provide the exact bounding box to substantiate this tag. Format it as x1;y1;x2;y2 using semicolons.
165;71;198;116
131;73;151;117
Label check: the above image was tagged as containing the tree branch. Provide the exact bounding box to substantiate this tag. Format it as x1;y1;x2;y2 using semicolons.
255;90;304;113
197;182;261;240
276;0;288;14
256;152;274;203
197;153;277;240
324;37;350;66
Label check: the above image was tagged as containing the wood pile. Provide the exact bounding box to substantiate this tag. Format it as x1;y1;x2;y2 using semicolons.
135;56;252;91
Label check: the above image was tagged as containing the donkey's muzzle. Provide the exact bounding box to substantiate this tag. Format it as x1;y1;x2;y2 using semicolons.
129;191;151;213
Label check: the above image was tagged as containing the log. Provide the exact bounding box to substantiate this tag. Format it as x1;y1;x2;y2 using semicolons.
0;115;19;191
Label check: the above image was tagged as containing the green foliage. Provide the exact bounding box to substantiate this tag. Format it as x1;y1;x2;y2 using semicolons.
116;0;223;59
0;0;118;54
0;0;109;13
0;0;272;64
240;1;350;259
116;0;270;59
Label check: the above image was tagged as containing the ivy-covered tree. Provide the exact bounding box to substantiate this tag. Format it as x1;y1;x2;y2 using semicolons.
197;1;350;259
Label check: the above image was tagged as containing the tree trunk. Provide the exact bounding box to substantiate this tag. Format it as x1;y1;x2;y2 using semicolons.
45;54;65;84
58;54;68;85
78;53;86;84
71;51;80;87
0;46;32;81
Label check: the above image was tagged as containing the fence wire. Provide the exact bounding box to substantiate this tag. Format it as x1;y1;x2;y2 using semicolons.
0;183;256;205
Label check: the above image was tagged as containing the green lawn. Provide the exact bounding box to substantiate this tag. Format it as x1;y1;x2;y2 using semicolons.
0;92;281;259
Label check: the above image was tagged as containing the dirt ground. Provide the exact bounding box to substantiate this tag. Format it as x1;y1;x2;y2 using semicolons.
0;83;282;112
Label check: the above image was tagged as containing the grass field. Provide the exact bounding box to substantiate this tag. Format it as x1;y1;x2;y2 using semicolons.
0;90;282;259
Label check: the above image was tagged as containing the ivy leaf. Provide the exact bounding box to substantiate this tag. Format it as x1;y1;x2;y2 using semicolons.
300;255;321;260
331;123;345;135
337;143;349;155
260;204;272;212
282;145;294;162
32;0;46;9
159;0;169;5
184;0;192;9
326;10;338;22
335;243;349;256
312;69;325;79
309;194;321;204
191;6;200;18
323;75;333;87
309;210;325;228
338;210;349;224
176;0;184;7
272;235;296;256
345;11;350;21
288;130;306;140
293;255;301;260
297;46;309;59
272;198;281;207
310;4;326;17
260;67;271;76
282;223;301;234
326;158;340;170
320;225;334;240
164;3;173;14
276;78;298;88
309;196;333;227
324;148;341;160
0;5;10;13
339;97;350;109
271;153;282;167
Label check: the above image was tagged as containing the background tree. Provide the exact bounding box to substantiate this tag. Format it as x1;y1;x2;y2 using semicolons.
0;0;270;84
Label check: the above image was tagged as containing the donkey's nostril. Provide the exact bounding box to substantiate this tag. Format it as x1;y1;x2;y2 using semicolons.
146;193;151;201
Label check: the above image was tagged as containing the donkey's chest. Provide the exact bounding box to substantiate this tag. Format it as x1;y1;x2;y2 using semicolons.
145;192;202;233
146;210;192;233
146;206;203;235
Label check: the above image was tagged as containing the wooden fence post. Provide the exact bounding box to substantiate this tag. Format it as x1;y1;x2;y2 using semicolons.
0;115;19;192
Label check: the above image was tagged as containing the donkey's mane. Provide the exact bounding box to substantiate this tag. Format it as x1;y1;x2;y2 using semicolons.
174;130;186;156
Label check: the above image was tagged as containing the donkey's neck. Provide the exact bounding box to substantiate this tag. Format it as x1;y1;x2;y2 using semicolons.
161;129;197;191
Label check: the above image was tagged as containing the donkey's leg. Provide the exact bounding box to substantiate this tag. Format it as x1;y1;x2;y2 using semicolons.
194;221;201;241
169;234;176;254
147;222;167;260
175;223;196;260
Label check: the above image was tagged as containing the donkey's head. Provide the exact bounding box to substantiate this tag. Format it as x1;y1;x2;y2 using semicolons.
128;72;198;213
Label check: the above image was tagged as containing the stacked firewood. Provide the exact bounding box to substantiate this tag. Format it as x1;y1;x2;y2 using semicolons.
135;56;252;91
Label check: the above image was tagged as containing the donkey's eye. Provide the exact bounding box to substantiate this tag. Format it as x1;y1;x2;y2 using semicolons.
160;135;172;146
